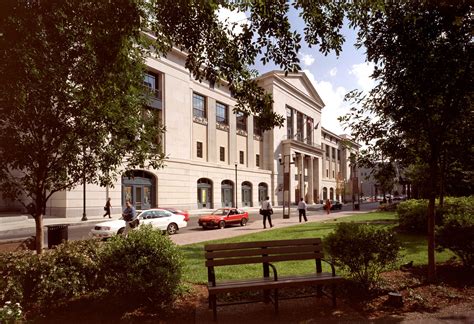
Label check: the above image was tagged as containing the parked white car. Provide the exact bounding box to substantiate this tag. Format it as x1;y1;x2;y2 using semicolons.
91;208;187;238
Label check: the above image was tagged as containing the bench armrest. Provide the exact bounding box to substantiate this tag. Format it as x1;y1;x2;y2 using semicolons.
267;262;278;281
321;259;337;276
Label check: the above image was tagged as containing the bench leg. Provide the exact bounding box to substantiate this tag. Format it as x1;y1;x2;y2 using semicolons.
274;289;279;315
264;289;270;303
332;284;337;307
316;284;322;298
210;294;217;321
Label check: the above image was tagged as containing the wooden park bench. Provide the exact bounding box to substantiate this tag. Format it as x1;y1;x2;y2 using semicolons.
204;238;343;320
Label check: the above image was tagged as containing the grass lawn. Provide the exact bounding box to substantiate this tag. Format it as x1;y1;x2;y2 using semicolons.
180;211;455;284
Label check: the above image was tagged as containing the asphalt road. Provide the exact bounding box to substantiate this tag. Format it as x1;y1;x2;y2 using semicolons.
0;203;376;243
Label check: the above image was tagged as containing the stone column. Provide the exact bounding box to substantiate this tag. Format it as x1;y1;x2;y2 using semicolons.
299;153;304;203
308;156;314;204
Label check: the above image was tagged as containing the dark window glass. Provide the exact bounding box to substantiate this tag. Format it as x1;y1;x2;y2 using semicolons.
193;93;206;118
256;154;260;167
236;112;247;131
296;111;304;141
332;147;336;160
306;117;313;145
216;102;228;124
197;142;203;158
337;149;341;161
326;145;330;158
220;147;225;161
286;106;293;139
239;151;244;164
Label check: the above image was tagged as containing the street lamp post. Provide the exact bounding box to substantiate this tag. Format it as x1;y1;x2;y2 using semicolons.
234;162;238;208
278;153;296;219
81;145;88;221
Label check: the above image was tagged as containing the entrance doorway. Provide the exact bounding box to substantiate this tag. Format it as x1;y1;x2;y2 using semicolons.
221;180;234;207
122;170;156;210
241;181;252;207
197;178;213;209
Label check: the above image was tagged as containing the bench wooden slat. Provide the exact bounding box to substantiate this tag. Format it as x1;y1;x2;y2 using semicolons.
206;252;324;267
205;245;323;259
208;273;342;294
205;238;322;251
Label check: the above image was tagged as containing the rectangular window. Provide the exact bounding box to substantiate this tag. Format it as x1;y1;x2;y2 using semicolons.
337;149;341;161
197;141;203;158
306;117;313;145
239;151;244;164
143;72;161;99
193;93;206;118
216;102;228;124
256;154;260;167
286;106;294;139
253;119;262;136
296;111;304;141
326;145;330;158
332;147;336;160
220;147;225;161
236;112;247;131
333;170;335;178
326;169;329;177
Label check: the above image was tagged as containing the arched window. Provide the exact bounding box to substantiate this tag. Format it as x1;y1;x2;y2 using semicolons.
322;187;328;200
241;181;252;207
197;178;213;209
258;183;268;203
330;188;334;200
221;180;234;207
122;170;156;210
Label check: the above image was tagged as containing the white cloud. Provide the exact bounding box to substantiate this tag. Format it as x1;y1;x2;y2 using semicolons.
329;67;337;77
216;7;248;36
349;62;376;93
300;53;315;67
303;69;350;135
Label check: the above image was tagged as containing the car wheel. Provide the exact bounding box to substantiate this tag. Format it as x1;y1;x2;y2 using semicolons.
240;218;248;226
218;221;225;229
167;223;178;235
117;227;125;235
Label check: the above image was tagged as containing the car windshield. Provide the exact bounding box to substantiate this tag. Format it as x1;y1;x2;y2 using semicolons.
211;209;229;216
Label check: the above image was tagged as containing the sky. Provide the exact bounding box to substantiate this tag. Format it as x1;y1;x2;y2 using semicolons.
217;7;376;136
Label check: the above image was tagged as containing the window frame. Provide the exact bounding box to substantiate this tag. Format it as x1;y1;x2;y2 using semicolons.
239;151;244;164
216;102;228;124
193;93;207;119
219;146;225;162
197;141;203;158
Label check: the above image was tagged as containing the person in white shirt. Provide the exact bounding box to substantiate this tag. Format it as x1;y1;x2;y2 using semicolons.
260;196;273;229
297;198;307;222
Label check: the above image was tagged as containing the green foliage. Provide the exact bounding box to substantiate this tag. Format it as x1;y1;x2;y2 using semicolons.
325;222;400;290
397;197;474;233
436;213;474;269
100;225;184;308
397;199;430;233
0;240;102;314
0;301;23;323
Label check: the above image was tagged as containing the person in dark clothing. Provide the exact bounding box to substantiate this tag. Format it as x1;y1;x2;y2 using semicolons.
297;198;307;222
103;198;112;218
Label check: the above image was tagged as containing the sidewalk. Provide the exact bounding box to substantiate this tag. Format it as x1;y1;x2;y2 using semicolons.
170;208;366;245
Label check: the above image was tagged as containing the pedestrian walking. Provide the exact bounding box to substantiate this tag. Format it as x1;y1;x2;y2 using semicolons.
297;198;307;222
260;196;273;229
325;199;332;215
122;200;137;236
103;197;112;218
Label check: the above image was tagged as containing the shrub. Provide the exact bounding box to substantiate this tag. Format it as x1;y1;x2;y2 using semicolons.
397;196;474;233
325;222;400;290
99;225;184;309
397;199;429;233
0;239;102;314
436;212;474;269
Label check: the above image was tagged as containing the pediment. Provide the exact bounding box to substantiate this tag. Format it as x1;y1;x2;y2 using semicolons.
275;71;325;108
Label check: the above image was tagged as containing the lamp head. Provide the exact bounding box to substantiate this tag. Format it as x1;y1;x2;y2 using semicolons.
278;153;282;164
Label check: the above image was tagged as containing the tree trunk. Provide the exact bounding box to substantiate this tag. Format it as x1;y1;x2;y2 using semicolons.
427;194;436;281
35;213;44;254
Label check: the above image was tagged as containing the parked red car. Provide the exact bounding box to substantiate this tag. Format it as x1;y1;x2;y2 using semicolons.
198;208;248;229
160;207;190;222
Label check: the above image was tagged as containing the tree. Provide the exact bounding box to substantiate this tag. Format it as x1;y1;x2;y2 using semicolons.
1;0;350;253
340;0;473;280
0;0;164;253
